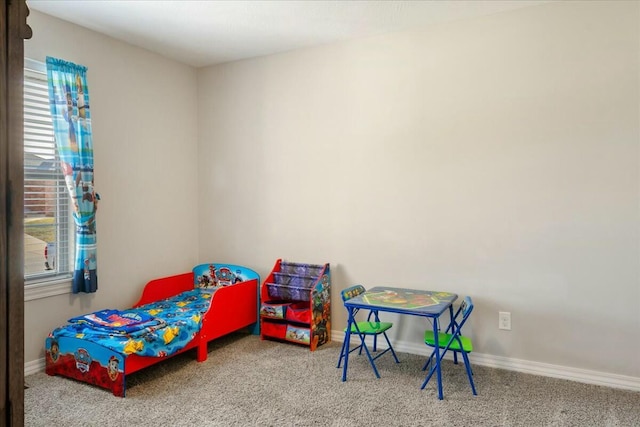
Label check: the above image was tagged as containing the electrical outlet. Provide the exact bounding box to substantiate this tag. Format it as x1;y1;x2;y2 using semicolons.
499;311;511;330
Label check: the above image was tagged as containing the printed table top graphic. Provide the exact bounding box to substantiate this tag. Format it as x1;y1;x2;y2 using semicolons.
350;287;457;314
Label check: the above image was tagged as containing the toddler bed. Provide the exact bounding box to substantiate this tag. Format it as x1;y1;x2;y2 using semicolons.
45;263;260;397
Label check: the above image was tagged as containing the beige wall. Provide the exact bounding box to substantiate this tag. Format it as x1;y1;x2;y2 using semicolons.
24;1;639;380
197;0;639;377
24;11;199;363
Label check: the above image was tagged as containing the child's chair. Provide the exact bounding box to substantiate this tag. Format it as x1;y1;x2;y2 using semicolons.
336;285;400;378
421;296;477;395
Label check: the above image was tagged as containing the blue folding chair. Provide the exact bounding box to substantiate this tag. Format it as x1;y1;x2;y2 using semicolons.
421;296;477;395
336;285;400;378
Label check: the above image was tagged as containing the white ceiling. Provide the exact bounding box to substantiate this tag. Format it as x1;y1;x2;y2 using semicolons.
28;0;549;68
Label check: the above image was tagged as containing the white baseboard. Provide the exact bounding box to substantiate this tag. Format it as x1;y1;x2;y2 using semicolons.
26;333;640;393
331;330;640;392
25;358;46;376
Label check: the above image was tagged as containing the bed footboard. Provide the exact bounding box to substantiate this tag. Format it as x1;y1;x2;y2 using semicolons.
46;336;127;397
199;277;259;347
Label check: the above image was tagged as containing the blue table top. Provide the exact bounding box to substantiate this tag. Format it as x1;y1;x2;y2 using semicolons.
344;286;458;317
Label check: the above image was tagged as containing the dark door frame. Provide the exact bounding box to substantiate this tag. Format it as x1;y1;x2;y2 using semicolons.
2;0;31;425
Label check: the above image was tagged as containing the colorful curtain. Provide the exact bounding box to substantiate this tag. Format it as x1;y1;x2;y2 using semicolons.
46;57;98;293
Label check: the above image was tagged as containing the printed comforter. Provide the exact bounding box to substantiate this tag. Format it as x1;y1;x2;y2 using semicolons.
50;288;215;357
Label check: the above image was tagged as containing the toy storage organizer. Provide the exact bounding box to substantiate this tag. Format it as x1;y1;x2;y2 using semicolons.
260;259;331;351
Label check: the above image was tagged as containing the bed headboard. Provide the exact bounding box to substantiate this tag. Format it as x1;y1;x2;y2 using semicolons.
193;263;260;288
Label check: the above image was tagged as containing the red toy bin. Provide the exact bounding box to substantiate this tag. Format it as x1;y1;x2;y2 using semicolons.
285;302;311;324
261;321;287;340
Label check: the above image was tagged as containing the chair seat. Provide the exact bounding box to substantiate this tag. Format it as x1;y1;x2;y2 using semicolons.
345;321;393;335
424;330;473;353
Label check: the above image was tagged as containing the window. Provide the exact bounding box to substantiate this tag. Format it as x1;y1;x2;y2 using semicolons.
24;58;72;298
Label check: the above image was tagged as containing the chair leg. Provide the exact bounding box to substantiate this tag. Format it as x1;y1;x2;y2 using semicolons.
422;348;476;395
336;336;348;368
421;337;453;369
461;351;477;395
422;348;455;371
421;361;437;390
337;333;366;368
355;331;383;378
360;339;382;378
382;332;400;363
421;349;436;371
421;345;450;391
421;357;430;372
342;330;399;379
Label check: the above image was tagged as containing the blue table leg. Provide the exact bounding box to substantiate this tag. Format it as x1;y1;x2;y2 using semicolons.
342;307;354;382
433;317;444;400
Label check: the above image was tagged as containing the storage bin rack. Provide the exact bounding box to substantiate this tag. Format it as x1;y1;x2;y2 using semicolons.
260;259;331;350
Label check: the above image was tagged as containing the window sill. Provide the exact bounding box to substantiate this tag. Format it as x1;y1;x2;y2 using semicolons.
25;277;72;301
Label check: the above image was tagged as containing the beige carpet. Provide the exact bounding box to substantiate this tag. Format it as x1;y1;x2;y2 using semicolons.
25;332;640;426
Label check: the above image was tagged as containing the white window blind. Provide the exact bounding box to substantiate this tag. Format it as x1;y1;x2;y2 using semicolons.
24;58;72;284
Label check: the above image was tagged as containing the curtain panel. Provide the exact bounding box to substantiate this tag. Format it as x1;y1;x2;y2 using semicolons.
46;57;98;293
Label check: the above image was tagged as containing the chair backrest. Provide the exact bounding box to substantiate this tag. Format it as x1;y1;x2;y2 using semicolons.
341;285;384;322
452;296;474;334
341;285;366;302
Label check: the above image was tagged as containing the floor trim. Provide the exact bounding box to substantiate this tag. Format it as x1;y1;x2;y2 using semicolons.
26;333;640;393
25;358;46;376
331;330;640;392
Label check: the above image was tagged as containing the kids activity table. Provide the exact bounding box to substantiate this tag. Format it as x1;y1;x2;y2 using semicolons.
340;286;458;400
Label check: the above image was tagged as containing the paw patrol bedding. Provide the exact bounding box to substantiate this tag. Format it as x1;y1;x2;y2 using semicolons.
50;288;215;357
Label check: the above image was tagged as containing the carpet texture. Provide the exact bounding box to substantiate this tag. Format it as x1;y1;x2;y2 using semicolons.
25;332;640;426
